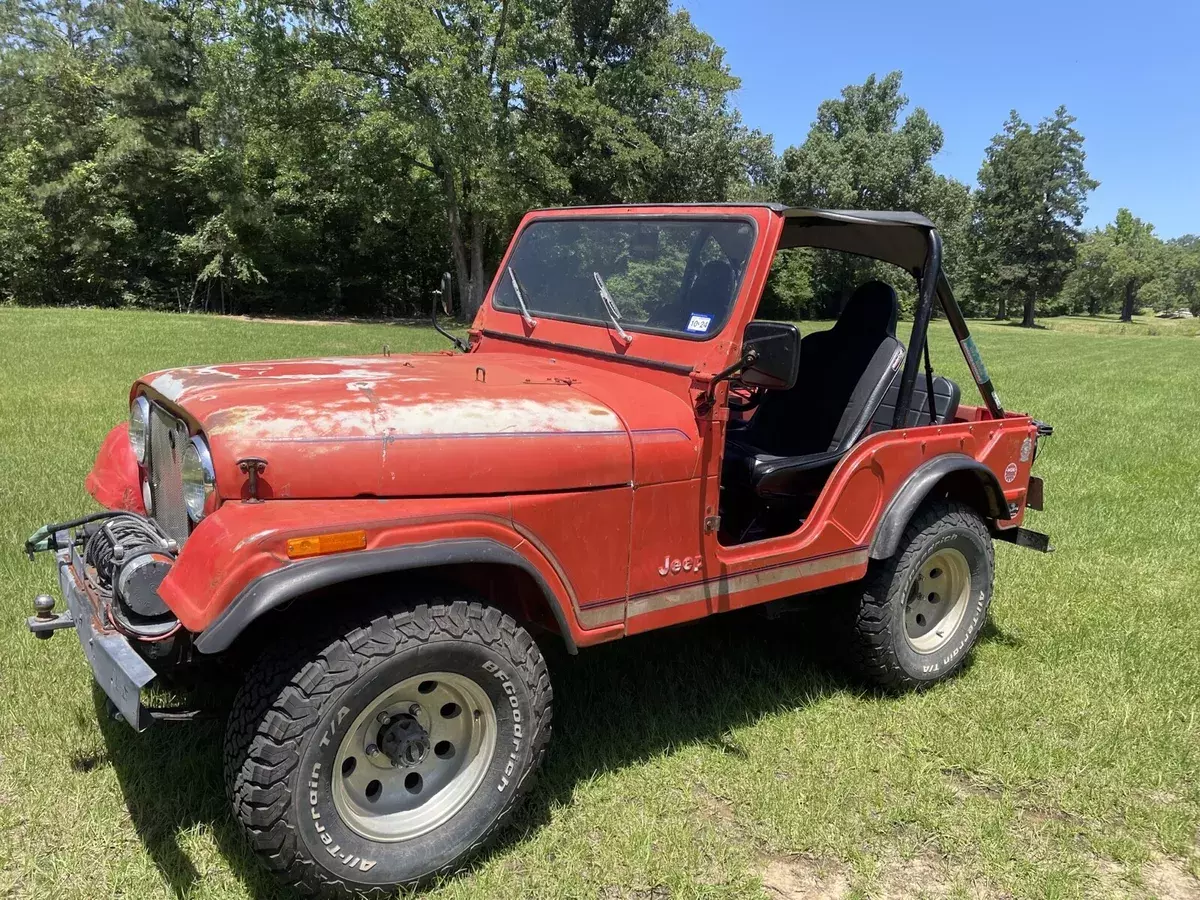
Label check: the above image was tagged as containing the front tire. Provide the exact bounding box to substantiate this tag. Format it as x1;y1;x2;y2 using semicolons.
224;598;552;897
850;500;994;690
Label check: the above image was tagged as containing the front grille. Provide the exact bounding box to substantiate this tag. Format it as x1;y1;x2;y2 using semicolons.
147;403;191;546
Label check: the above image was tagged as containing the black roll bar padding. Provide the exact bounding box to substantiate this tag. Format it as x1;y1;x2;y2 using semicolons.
936;272;1005;419
893;229;942;428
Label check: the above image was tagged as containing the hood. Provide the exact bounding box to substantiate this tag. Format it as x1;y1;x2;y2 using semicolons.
136;352;699;500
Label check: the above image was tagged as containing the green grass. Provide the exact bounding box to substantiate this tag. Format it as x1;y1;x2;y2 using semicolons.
1;306;1198;899
1008;312;1200;338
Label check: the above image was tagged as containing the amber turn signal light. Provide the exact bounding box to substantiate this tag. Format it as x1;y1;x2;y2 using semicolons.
286;529;368;559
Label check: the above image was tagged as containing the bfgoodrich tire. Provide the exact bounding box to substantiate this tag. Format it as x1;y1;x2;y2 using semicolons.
224;598;552;897
850;500;994;690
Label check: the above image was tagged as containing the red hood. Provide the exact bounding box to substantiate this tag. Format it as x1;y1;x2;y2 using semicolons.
136;352;700;500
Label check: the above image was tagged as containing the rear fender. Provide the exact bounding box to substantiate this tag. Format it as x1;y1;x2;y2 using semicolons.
869;453;1007;560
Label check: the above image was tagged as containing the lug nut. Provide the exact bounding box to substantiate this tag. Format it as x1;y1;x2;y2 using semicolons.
408;703;421;716
376;711;391;725
366;744;380;757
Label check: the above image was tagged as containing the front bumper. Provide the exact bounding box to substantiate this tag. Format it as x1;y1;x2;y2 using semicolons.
27;534;157;731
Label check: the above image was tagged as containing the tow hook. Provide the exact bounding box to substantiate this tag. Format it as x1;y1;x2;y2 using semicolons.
27;594;75;640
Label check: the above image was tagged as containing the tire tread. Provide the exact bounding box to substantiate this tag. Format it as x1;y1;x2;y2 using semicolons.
223;596;552;897
849;500;994;691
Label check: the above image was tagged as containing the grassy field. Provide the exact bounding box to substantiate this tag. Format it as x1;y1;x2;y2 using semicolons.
1;306;1198;900
1030;314;1200;338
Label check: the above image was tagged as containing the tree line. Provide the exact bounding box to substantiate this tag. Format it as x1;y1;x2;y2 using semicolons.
2;0;1197;324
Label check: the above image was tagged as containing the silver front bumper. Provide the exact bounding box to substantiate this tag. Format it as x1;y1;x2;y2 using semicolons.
27;537;157;731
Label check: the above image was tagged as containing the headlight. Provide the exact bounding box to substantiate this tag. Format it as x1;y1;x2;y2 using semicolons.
129;396;150;464
182;436;216;522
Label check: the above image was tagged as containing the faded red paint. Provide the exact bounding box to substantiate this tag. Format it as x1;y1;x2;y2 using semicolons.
82;203;1042;649
85;422;145;514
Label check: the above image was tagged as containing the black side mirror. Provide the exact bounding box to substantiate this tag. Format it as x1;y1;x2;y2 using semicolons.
433;271;453;317
431;271;467;352
740;321;800;390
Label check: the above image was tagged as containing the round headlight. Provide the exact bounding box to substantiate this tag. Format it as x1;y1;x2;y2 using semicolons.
182;436;216;522
129;396;150;464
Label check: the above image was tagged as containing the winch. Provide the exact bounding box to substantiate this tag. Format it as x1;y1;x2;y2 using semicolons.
25;511;179;641
81;513;178;634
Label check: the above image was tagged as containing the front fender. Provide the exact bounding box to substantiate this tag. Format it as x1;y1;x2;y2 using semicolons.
85;422;145;514
154;498;584;652
193;538;577;654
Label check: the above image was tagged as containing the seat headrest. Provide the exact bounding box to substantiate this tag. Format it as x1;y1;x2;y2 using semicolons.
689;260;735;304
836;280;899;336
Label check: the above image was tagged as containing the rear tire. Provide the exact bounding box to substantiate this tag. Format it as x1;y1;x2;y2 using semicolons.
850;500;994;690
224;597;552;897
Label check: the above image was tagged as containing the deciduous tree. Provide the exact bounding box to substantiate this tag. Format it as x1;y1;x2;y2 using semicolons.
266;0;763;317
776;72;971;316
1061;210;1165;320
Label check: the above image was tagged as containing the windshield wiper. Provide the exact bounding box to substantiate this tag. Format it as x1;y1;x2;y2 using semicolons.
506;266;537;330
592;272;633;345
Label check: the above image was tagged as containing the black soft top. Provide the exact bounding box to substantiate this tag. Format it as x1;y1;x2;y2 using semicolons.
778;208;935;276
535;203;938;276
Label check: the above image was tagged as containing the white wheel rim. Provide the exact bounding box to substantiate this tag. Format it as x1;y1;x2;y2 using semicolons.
332;672;497;842
904;547;972;654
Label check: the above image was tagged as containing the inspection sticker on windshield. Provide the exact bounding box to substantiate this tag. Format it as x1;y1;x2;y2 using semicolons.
686;313;712;333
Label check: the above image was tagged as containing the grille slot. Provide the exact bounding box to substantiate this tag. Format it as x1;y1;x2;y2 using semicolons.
147;403;191;546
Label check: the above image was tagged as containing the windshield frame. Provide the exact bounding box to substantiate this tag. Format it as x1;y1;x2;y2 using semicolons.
487;213;760;343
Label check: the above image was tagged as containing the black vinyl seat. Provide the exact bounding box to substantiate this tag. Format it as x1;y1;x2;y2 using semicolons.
869;374;961;433
725;280;906;501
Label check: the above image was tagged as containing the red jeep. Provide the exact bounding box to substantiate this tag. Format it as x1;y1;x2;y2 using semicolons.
26;204;1051;896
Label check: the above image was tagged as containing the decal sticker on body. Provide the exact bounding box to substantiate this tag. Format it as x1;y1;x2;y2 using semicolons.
959;336;991;385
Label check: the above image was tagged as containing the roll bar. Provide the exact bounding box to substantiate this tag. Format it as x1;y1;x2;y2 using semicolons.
894;229;1005;427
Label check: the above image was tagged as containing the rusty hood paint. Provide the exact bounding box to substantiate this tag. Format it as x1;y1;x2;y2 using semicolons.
134;352;700;500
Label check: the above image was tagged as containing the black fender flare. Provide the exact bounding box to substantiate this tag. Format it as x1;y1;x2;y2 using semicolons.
868;453;1008;561
193;538;578;655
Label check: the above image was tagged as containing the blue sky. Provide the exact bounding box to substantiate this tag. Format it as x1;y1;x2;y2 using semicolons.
683;0;1199;238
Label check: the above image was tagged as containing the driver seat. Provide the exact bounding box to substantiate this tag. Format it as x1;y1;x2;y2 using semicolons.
726;281;905;500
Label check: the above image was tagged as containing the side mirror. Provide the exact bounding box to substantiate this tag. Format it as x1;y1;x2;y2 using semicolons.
431;271;467;352
740;321;800;390
435;271;453;317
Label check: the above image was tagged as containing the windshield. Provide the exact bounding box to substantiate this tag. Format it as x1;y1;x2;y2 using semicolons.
492;217;756;339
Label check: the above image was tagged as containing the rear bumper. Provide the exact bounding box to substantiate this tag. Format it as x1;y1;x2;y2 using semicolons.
995;525;1054;553
27;538;157;731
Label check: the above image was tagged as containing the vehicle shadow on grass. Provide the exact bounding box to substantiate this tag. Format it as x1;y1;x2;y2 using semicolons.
92;687;291;899
92;604;1015;898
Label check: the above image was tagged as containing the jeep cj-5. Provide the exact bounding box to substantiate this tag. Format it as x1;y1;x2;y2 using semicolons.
26;204;1052;896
